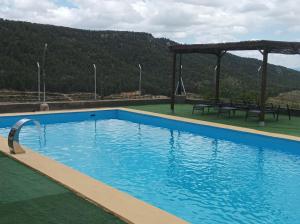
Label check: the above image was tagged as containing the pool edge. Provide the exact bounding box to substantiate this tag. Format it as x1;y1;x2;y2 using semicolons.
1;106;299;142
121;107;300;142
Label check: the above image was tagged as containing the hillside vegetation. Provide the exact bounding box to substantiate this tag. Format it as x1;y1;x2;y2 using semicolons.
1;19;300;100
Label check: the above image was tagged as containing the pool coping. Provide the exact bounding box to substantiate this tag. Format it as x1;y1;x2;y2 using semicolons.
0;107;299;224
123;108;300;142
1;107;299;142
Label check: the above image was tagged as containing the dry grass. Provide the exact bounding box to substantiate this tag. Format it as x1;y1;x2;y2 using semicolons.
268;90;300;109
0;90;167;103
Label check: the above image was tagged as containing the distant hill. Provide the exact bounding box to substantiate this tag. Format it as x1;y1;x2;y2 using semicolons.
294;67;300;72
1;18;300;100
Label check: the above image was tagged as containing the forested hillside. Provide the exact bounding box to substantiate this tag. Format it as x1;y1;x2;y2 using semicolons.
1;19;300;100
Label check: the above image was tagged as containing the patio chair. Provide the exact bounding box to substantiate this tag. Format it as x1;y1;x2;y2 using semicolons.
192;98;221;114
217;101;238;117
192;102;214;114
245;103;280;121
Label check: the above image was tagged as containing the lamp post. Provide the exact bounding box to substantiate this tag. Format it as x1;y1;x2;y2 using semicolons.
42;43;47;103
178;64;183;95
100;70;104;100
37;62;40;102
178;54;182;95
257;65;262;105
214;64;218;86
258;65;262;92
258;65;262;73
93;64;97;100
39;43;49;111
138;64;142;96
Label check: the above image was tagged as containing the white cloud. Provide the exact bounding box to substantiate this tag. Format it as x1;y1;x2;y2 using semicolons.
0;0;299;68
233;51;300;70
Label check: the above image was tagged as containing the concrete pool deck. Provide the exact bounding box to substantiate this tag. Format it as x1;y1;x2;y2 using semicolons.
1;107;300;224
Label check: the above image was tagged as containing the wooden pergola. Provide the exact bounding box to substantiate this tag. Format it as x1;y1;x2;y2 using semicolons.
169;40;300;123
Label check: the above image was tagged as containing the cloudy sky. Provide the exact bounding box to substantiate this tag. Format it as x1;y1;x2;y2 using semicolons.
1;0;300;69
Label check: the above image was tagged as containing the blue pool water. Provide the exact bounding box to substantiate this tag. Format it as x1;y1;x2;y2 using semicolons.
0;110;300;224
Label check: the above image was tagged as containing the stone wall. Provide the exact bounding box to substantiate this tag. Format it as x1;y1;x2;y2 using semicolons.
0;98;170;113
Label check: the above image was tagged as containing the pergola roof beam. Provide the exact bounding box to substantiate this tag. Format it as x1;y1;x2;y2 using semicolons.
169;40;300;55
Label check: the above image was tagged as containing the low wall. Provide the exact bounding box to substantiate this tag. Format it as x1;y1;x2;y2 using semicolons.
0;98;170;114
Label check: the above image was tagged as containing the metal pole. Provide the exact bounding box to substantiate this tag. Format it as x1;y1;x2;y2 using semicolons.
257;65;262;104
138;64;142;96
178;54;182;95
171;53;176;111
100;71;104;100
258;65;262;73
37;62;40;102
93;64;97;100
42;43;47;103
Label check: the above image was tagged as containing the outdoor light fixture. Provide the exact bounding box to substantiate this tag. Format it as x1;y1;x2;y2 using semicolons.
175;64;186;95
39;43;49;111
42;43;47;103
258;65;262;73
138;64;142;96
37;62;40;102
93;64;97;100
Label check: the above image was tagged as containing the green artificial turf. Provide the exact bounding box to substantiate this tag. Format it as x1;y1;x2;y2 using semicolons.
0;152;126;224
127;104;300;137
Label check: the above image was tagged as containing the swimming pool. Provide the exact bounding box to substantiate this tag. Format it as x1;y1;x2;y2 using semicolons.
0;109;300;224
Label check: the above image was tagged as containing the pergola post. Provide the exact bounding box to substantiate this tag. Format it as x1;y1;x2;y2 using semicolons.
171;52;177;111
259;50;268;125
215;51;226;103
215;54;221;102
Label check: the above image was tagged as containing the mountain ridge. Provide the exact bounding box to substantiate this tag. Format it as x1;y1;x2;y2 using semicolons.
0;18;300;100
